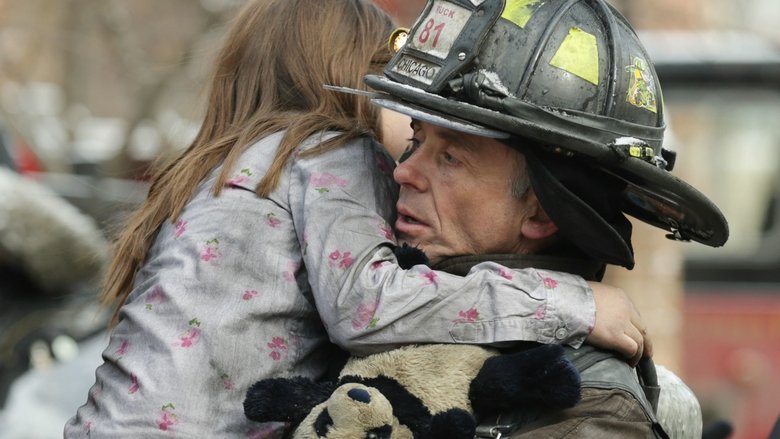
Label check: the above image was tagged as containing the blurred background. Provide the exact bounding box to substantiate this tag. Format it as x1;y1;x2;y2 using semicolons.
0;0;778;438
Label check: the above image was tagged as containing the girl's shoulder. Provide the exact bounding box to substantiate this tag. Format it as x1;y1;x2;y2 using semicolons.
296;131;378;154
294;132;390;168
224;131;390;191
220;132;286;190
239;130;371;159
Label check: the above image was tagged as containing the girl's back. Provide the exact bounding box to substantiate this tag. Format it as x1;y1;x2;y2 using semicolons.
66;131;398;436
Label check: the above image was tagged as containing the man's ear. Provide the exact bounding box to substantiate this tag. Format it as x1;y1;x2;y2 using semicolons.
520;190;559;240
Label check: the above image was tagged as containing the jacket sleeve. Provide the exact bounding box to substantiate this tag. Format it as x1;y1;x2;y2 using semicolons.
289;136;596;355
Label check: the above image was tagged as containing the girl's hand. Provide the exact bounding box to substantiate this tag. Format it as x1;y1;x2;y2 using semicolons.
586;281;653;367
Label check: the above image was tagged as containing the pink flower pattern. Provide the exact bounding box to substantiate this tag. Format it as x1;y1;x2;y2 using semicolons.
267;336;288;361
145;285;167;310
378;220;393;240
352;301;379;330
128;373;140;394
242;290;259;301
84;421;93;436
310;172;348;193
543;277;558;289
534;305;547;320
114;340;129;360
177;318;202;348
265;213;281;228
221;373;235;390
200;239;220;262
328;250;354;269
227;168;252;186
370;260;389;270
498;267;514;280
88;385;101;401
421;269;438;285
454;308;481;323
174;220;187;238
157;403;178;432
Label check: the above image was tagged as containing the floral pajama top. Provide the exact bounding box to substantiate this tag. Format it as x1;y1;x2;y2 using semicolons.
64;131;595;438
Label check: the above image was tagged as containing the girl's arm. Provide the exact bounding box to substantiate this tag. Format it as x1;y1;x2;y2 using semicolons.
290;136;595;355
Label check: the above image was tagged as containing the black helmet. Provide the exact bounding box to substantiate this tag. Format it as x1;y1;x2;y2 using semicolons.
366;0;728;264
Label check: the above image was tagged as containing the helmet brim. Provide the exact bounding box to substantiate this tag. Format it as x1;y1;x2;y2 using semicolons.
372;98;510;139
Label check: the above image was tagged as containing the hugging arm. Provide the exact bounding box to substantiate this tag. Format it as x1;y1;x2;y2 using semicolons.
289;138;646;358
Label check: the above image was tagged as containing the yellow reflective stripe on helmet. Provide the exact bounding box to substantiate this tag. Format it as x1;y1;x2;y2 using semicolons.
550;27;600;85
501;0;543;28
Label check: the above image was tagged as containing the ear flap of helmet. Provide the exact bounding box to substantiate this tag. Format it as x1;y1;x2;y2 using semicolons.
524;148;635;269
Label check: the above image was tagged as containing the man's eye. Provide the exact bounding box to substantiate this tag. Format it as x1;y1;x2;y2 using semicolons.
398;138;419;163
442;152;460;165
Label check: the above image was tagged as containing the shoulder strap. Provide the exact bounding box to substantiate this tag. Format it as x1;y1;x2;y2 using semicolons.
637;356;661;413
563;346;669;439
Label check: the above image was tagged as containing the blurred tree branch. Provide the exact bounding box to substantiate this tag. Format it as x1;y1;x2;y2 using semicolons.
93;0;225;178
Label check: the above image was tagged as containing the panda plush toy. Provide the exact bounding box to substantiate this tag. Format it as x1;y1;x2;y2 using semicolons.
244;342;580;439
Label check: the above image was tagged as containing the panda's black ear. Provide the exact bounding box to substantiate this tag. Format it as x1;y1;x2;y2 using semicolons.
244;376;336;425
394;243;430;269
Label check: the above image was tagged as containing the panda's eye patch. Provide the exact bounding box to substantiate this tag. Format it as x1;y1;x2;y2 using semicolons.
314;409;333;437
347;387;372;403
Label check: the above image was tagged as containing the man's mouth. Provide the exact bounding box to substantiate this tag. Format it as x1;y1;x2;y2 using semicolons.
401;214;421;224
395;206;428;235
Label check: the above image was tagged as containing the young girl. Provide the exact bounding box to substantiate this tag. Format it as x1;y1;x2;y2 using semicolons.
65;0;646;436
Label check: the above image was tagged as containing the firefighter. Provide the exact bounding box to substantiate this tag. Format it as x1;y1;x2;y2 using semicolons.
365;0;728;436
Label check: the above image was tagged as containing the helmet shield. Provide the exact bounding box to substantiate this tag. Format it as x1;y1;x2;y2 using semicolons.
367;0;728;249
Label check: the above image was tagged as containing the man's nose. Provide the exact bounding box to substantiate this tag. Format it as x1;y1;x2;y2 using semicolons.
393;151;427;192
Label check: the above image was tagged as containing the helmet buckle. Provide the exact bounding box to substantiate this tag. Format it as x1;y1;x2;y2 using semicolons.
609;137;669;170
